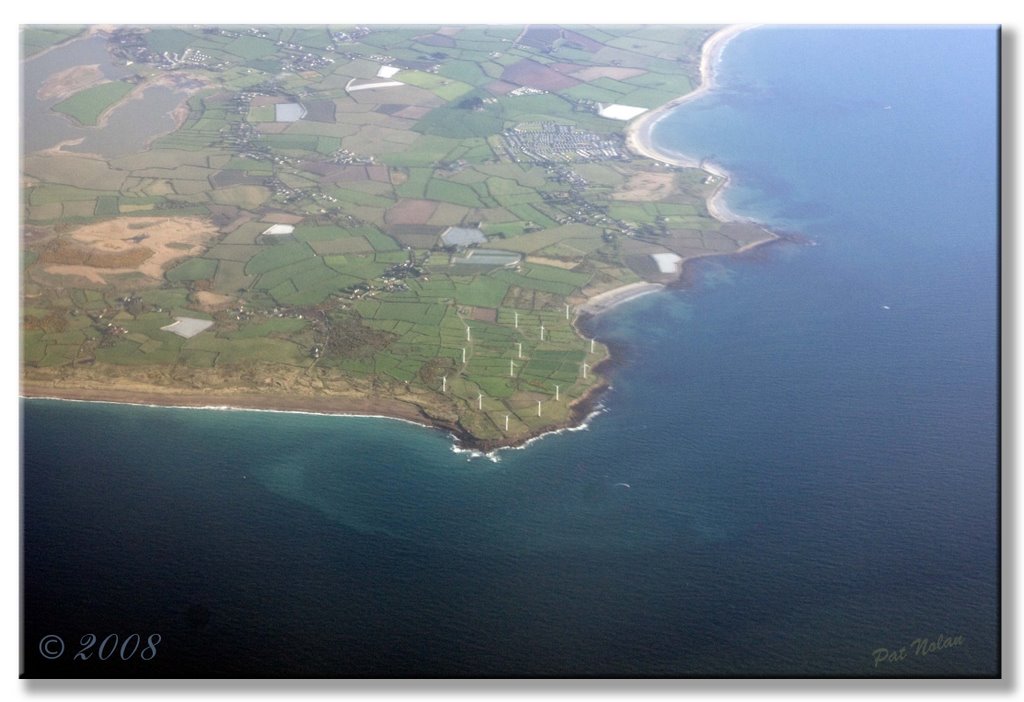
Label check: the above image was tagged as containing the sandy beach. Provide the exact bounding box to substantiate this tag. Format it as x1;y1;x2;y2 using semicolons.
584;25;775;320
20;380;443;432
577;282;664;316
22;24;777;451
20;377;611;454
625;24;758;224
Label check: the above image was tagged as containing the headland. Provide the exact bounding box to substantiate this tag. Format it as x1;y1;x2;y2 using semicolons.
22;23;780;450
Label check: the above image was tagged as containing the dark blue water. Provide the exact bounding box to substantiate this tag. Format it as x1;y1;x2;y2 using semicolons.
22;26;999;677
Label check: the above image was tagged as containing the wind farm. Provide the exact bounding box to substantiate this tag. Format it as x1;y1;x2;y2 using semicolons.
19;23;768;451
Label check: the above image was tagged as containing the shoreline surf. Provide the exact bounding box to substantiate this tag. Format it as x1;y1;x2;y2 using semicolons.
625;24;769;227
24;25;780;452
19;377;611;454
576;25;778;321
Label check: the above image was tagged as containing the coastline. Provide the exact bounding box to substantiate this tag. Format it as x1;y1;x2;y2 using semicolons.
19;379;609;454
24;25;779;452
624;23;761;226
580;24;777;322
20;382;434;424
577;282;664;316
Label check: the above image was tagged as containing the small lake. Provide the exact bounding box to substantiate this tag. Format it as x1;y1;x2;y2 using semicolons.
22;32;189;159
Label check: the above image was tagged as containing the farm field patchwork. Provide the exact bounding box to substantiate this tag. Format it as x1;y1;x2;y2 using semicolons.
21;23;773;449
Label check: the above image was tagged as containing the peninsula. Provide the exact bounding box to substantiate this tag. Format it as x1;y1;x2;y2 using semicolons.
21;24;775;450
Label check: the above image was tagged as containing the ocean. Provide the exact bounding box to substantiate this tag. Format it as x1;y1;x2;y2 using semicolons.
21;26;999;677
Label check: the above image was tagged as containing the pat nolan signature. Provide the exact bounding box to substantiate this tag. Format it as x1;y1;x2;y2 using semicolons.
872;633;965;667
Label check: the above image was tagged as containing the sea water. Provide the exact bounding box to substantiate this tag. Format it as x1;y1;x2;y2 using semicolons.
22;34;187;158
22;26;999;677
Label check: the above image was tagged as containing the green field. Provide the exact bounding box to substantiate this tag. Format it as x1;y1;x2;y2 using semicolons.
413;105;505;139
425;179;483;208
245;242;317;275
225;35;279;59
395;168;432;199
166;257;218;282
52;81;134;126
450;276;510;308
374;134;464;168
145;28;197;54
22;23;721;446
22;26;87;56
